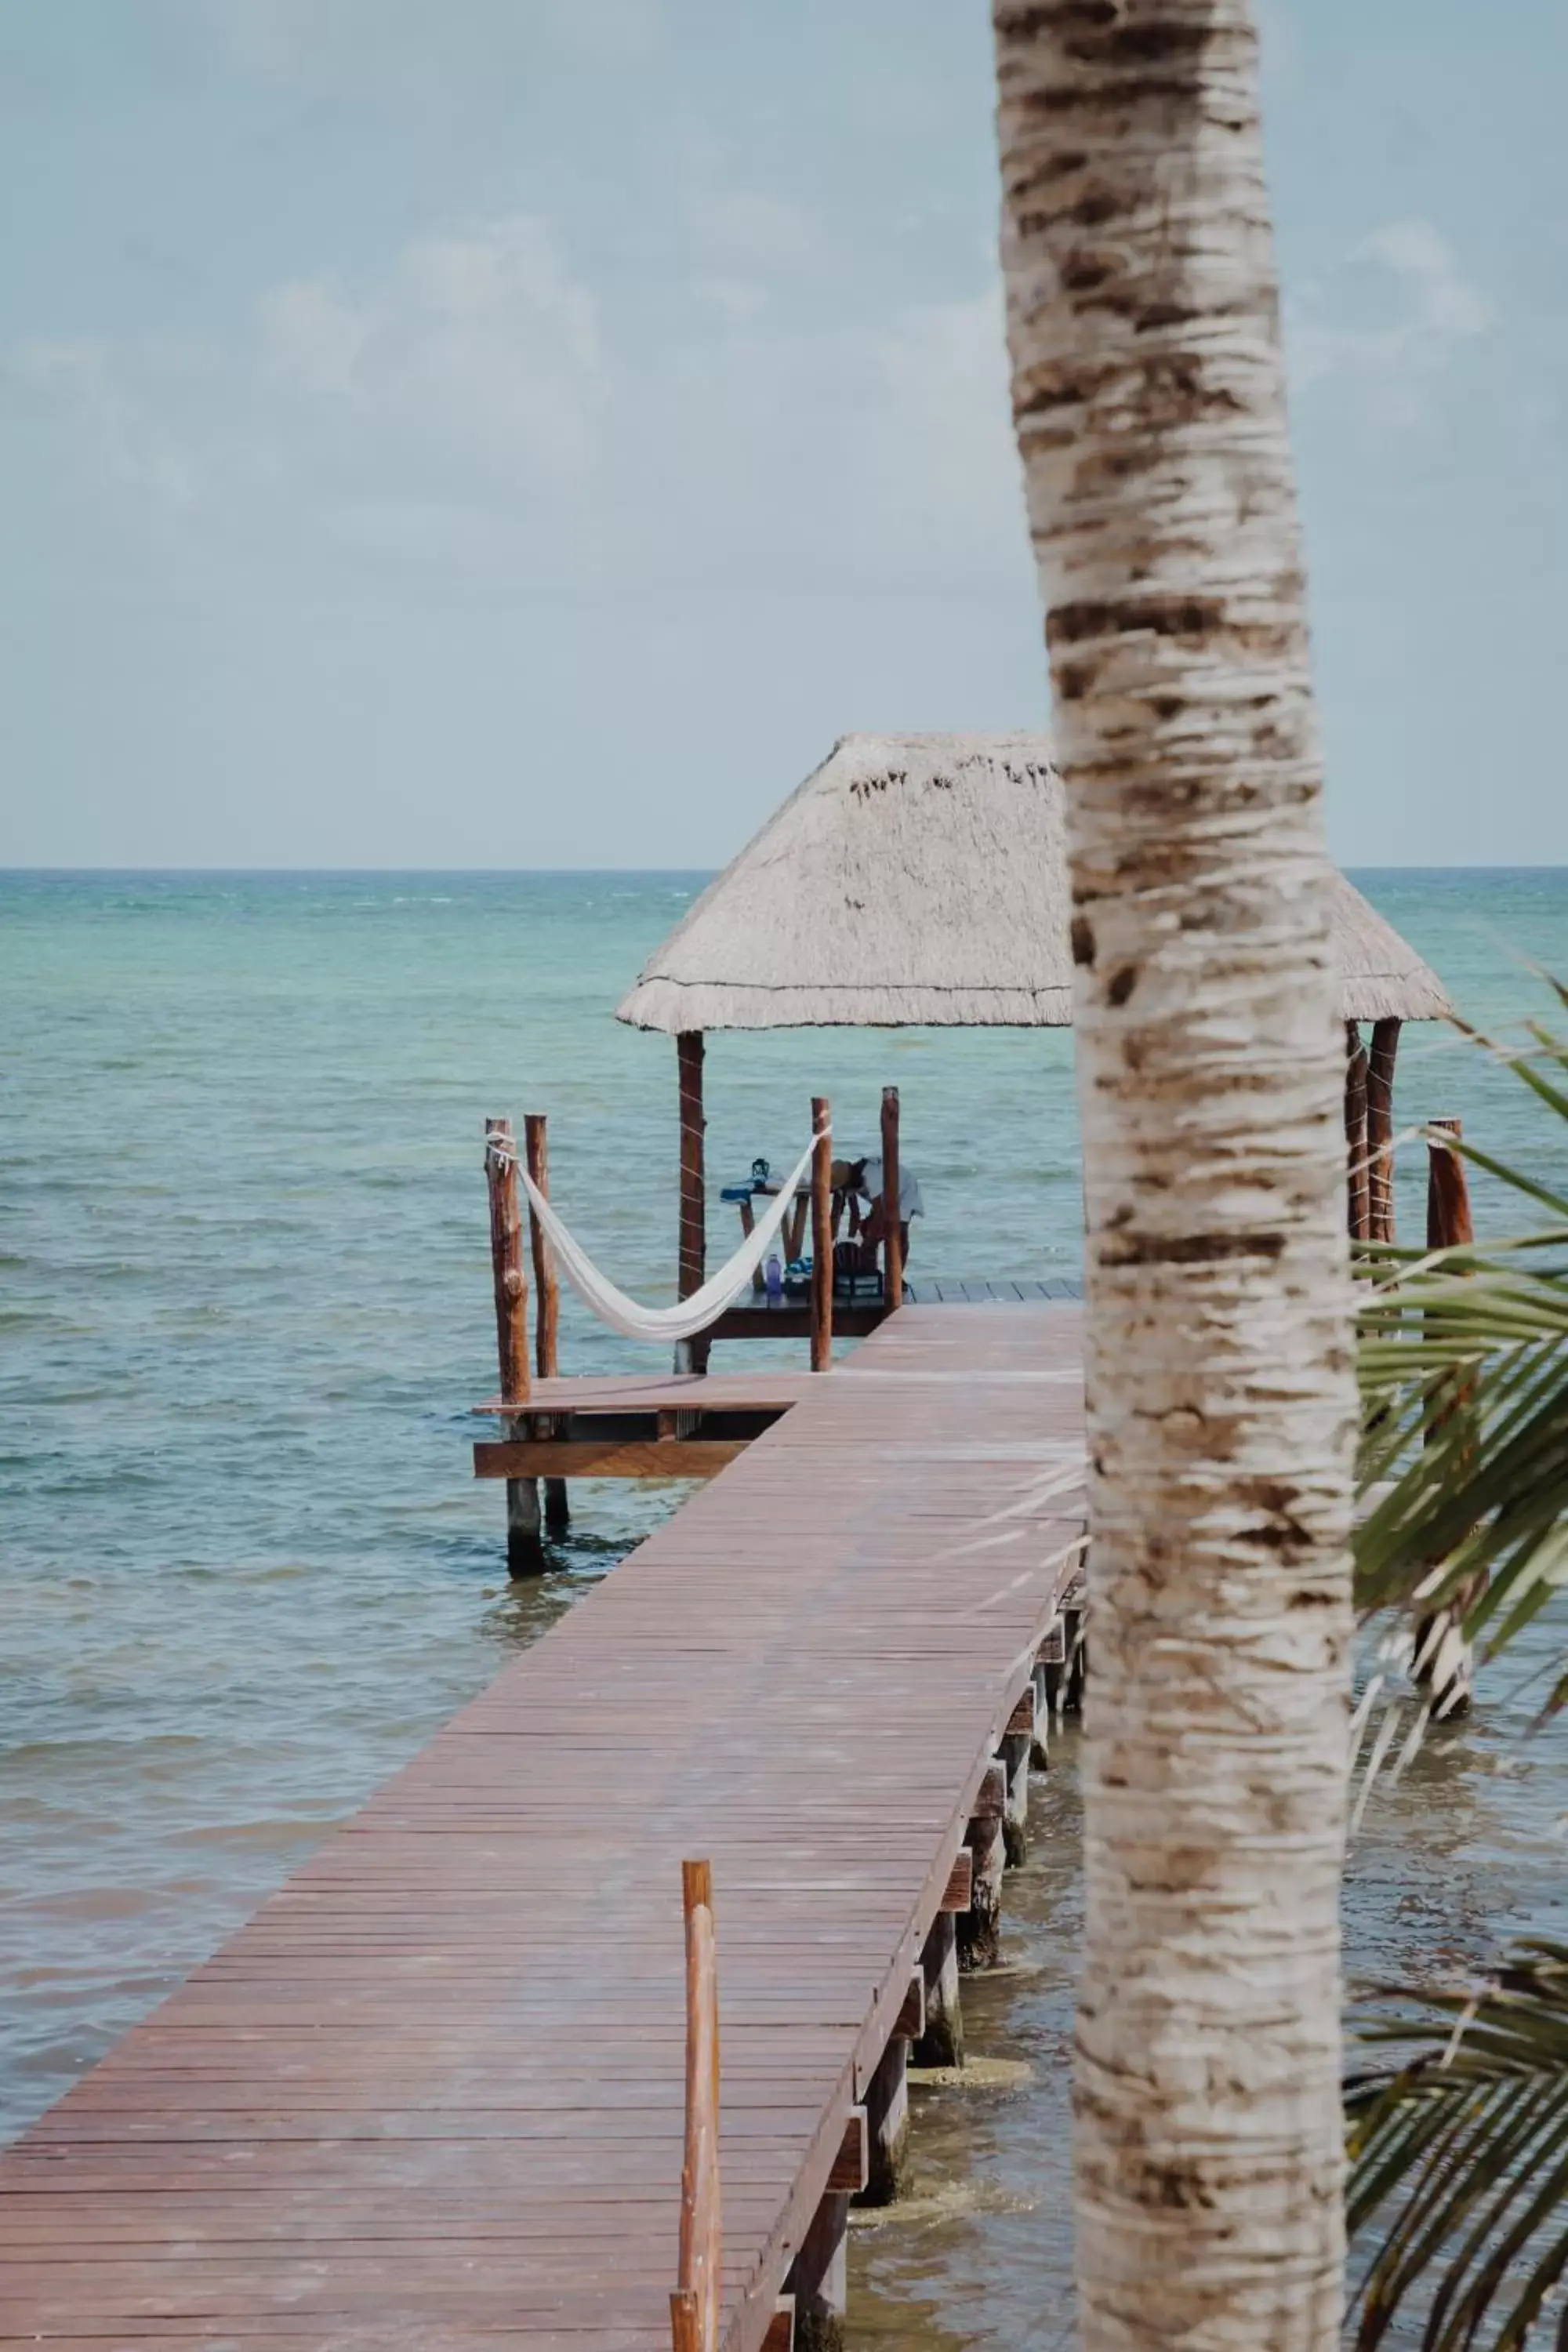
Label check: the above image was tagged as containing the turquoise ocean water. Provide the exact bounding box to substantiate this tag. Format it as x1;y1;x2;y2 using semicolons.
3;866;1566;2340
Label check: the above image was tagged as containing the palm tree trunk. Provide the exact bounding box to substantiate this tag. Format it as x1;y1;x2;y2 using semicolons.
991;8;1357;2350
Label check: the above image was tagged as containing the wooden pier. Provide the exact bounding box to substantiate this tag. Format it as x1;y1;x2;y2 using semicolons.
0;1303;1086;2352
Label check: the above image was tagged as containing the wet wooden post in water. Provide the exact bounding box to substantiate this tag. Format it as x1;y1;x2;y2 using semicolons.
1345;1022;1371;1241
677;1033;709;1376
1414;1118;1480;1716
1367;1016;1402;1243
670;1860;721;2352
959;1760;1007;1972
524;1113;569;1536
811;1098;832;1373
880;1086;902;1310
860;1975;922;2208
913;1848;971;2071
484;1118;540;1574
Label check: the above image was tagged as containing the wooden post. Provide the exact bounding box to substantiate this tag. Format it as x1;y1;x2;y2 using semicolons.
859;2032;910;2206
958;1767;1007;1973
880;1086;902;1309
1345;1022;1370;1242
1063;1602;1088;1716
673;1860;721;2352
785;2188;849;2352
811;1098;833;1373
524;1114;569;1536
485;1119;529;1405
524;1116;560;1382
677;1034;709;1374
1367;1015;1402;1243
914;1911;964;2069
999;1716;1032;1869
1414;1119;1480;1716
1426;1116;1474;1251
485;1119;541;1575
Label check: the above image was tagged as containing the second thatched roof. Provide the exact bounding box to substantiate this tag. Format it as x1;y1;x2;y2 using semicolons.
616;734;1450;1033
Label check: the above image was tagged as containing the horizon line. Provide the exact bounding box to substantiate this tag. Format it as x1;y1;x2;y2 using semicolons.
5;862;1566;880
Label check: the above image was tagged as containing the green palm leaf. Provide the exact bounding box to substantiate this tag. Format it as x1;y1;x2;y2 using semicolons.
1348;999;1568;2349
1347;1940;1568;2352
1352;1000;1568;1712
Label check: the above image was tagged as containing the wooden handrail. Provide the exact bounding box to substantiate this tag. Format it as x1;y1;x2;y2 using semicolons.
673;1860;721;2352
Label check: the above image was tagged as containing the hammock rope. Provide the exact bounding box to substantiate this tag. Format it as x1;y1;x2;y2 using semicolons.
488;1123;826;1346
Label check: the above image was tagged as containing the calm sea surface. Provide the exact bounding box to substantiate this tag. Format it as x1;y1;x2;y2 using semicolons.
3;866;1566;2340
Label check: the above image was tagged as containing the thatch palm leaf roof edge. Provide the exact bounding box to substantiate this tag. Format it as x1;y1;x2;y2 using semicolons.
615;734;1450;1033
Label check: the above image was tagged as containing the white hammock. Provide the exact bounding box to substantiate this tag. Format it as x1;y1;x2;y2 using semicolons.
508;1129;824;1345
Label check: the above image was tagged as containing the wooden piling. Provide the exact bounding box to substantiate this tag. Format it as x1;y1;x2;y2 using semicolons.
786;2189;848;2352
1367;1016;1402;1243
1062;1602;1087;1716
913;1910;964;2068
1038;1610;1066;1721
811;1098;832;1373
1345;1021;1371;1242
485;1118;541;1575
524;1113;569;1535
485;1119;529;1406
880;1086;902;1310
1029;1657;1051;1770
999;1720;1032;1869
673;1860;721;2352
1426;1116;1474;1251
677;1033;709;1375
859;2037;909;2206
1414;1120;1480;1716
958;1769;1007;1973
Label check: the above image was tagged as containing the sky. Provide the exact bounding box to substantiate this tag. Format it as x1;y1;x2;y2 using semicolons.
0;0;1563;869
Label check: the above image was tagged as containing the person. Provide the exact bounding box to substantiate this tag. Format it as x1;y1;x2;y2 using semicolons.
830;1155;924;1275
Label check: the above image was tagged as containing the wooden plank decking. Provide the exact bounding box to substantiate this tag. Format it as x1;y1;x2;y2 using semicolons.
706;1272;1080;1345
0;1304;1087;2352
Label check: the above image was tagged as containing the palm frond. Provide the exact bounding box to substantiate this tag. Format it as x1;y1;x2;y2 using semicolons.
1353;1001;1568;1710
1347;1940;1568;2352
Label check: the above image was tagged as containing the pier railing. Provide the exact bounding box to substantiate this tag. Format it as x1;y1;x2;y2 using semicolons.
671;1860;721;2352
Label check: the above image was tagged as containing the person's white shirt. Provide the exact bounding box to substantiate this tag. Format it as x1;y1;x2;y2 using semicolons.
856;1159;924;1221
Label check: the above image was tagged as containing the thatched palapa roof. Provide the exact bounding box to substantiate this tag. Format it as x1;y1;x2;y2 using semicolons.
616;735;1450;1033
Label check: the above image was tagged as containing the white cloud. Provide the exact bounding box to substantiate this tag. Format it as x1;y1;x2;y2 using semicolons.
1359;220;1492;341
5;210;604;578
259;216;603;481
1288;218;1491;428
605;270;1027;597
11;335;204;509
4;190;1023;604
